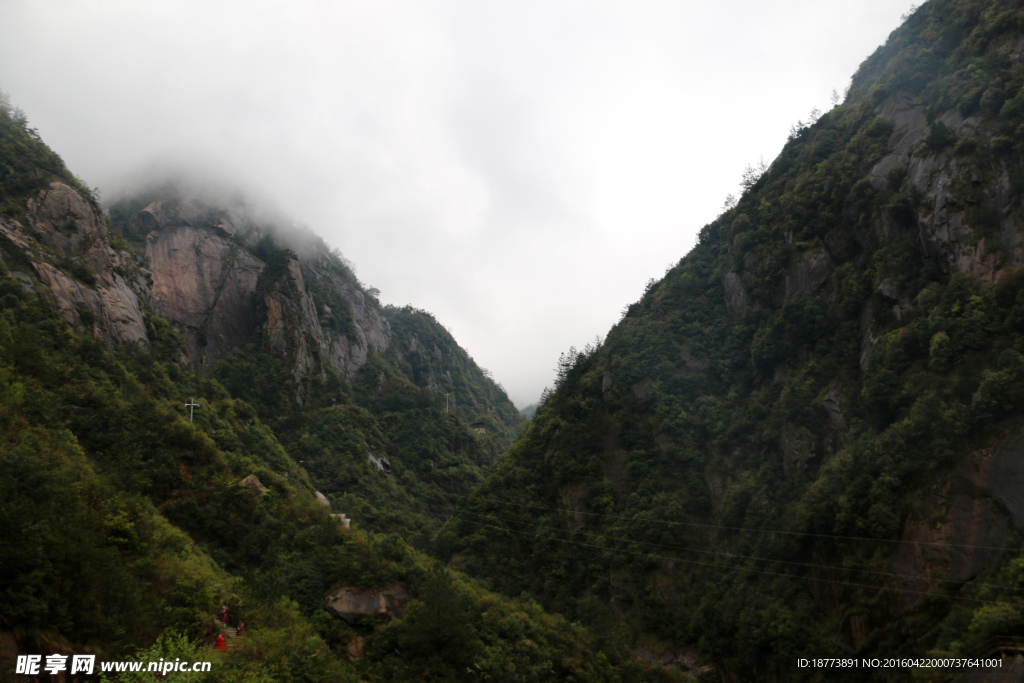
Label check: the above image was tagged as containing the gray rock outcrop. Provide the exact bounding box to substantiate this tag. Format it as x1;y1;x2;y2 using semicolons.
869;92;1024;283
239;474;268;495
145;227;264;365
325;584;409;623
6;183;149;349
785;249;831;299
780;422;816;476
723;272;749;316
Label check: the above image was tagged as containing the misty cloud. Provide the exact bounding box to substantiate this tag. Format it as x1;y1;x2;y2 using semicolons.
0;0;918;406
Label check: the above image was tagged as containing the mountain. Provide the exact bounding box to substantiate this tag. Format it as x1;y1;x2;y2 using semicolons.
0;100;652;679
446;0;1024;678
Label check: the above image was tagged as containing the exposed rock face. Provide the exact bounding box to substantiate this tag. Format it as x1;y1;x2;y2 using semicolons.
304;258;391;381
239;474;267;495
28;182;112;275
315;491;330;506
632;377;653;399
346;635;366;661
325;585;409;623
780;422;816;476
5;183;150;349
889;435;1024;602
262;256;391;393
723;272;749;316
785;249;831;299
822;389;848;456
263;256;327;384
145;227;264;364
877;91;928;156
368;453;391;473
870;92;1024;283
859;304;883;372
679;347;703;374
127;194;390;387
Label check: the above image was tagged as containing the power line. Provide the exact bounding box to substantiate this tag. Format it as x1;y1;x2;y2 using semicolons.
437;503;1024;594
298;454;1024;560
420;487;1024;554
460;518;1024;609
299;460;1024;605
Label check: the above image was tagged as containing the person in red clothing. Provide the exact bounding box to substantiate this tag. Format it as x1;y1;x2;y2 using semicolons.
215;634;227;652
219;605;229;624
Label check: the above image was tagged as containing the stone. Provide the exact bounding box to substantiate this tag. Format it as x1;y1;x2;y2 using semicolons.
147;227;265;365
325;584;409;623
0;217;33;253
868;153;907;191
27;183;111;276
875;91;928;155
368;453;391;473
315;491;330;506
723;272;749;316
139;192;392;387
785;249;831;299
780;422;816;476
31;261;148;347
632;377;653;399
346;635;366;661
822;389;848;455
680;347;703;373
986;435;1024;525
876;278;900;301
239;474;267;495
888;435;1024;605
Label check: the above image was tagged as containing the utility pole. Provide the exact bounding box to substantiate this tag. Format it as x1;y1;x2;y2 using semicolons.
445;393;450;413
185;398;200;422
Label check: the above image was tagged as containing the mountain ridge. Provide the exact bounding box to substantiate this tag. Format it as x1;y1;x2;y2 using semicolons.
446;0;1024;678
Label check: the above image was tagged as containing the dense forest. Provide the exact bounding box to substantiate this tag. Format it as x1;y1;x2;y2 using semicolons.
5;0;1024;680
0;89;656;681
443;0;1024;679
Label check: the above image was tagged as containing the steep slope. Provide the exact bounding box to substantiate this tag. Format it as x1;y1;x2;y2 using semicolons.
0;100;650;681
449;0;1024;679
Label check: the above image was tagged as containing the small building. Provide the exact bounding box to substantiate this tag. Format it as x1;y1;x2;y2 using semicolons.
469;420;487;435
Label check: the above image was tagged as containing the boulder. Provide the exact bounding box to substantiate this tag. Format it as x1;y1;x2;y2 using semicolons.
239;474;267;495
346;635;366;661
315;491;330;506
325;584;409;623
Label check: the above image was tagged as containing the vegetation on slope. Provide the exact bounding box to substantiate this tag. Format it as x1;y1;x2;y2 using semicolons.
447;0;1024;678
0;99;649;681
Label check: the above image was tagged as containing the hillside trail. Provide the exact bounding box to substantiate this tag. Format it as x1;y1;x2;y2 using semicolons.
212;616;242;652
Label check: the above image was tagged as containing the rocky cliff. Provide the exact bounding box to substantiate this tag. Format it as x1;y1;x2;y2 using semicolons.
0;178;394;394
0;182;148;348
118;190;392;389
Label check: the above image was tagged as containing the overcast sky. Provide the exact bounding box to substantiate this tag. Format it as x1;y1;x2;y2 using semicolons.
0;0;916;407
